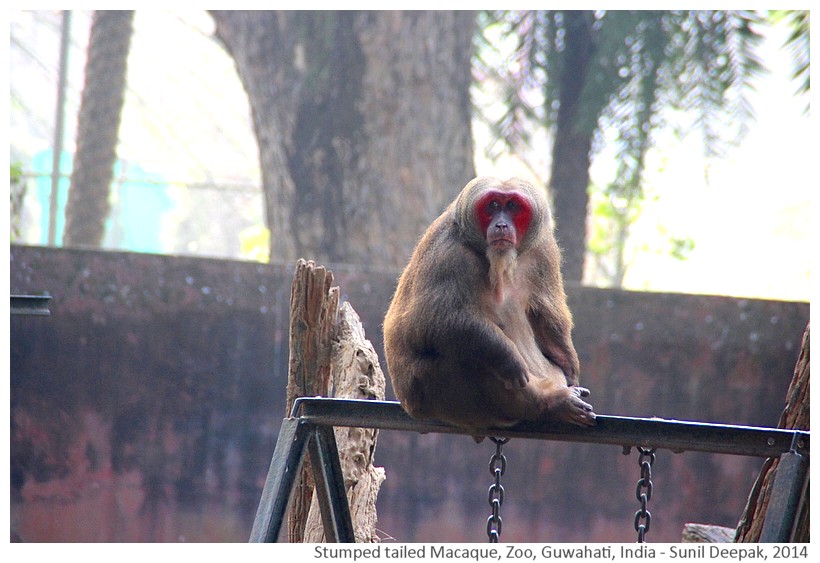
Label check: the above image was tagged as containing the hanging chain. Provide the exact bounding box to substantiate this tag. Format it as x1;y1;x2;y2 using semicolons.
633;447;656;543
486;437;509;543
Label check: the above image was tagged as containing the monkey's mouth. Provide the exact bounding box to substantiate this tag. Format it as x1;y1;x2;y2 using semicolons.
489;237;516;249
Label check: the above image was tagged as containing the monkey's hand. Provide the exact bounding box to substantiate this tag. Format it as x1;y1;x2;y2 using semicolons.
497;365;529;390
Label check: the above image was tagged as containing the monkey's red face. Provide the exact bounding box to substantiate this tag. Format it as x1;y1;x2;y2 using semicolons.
474;190;534;250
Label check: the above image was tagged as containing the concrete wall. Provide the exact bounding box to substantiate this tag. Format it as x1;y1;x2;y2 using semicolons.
10;245;809;542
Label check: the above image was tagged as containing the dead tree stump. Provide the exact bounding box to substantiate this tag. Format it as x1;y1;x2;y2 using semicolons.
304;302;386;542
682;523;735;543
286;259;385;543
735;322;809;542
286;260;338;542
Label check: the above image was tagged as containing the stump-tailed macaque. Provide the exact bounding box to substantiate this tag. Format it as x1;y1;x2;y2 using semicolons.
383;177;595;435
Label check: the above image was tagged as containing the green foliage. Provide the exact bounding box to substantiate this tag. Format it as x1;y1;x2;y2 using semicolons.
11;162;23;183
479;10;764;169
239;223;270;263
587;182;696;286
476;10;766;286
10;162;26;241
769;10;810;109
669;236;696;261
586;180;647;287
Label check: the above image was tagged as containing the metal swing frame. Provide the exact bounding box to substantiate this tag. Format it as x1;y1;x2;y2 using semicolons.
249;397;809;543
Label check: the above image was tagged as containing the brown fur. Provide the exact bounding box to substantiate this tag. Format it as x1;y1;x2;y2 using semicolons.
383;177;595;434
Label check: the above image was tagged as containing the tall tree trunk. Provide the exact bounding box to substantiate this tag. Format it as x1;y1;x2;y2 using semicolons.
211;11;476;266
548;11;595;284
63;10;134;247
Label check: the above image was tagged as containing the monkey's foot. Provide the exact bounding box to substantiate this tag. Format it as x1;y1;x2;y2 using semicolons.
554;386;596;427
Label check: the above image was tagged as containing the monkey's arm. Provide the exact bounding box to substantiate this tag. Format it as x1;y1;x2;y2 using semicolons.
400;237;530;389
426;303;531;389
528;300;580;386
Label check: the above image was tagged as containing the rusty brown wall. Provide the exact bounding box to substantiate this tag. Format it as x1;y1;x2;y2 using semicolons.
10;245;809;542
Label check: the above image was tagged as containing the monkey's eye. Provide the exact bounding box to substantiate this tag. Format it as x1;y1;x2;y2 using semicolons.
483;200;501;216
506;200;519;212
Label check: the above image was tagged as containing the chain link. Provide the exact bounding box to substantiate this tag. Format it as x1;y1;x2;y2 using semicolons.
633;447;656;543
486;437;509;543
482;439;657;542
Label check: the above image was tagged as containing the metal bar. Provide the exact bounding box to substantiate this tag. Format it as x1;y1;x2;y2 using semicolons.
291;398;809;459
10;295;52;316
308;425;356;542
759;436;810;542
248;418;312;542
259;398;809;543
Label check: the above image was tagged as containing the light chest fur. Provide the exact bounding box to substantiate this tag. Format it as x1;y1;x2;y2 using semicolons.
483;249;558;381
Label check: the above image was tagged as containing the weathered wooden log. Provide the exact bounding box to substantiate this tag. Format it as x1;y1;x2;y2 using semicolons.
286;260;385;542
304;301;386;542
682;523;734;543
286;259;339;542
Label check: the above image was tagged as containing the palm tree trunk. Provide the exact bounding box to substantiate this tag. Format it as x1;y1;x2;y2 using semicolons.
63;10;134;247
548;11;595;284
